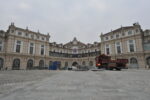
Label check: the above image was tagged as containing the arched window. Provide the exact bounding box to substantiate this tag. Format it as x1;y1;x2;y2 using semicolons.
89;61;93;66
12;59;20;70
27;59;34;69
82;61;86;66
65;62;68;67
147;57;150;66
39;60;44;67
0;58;4;70
130;57;138;68
130;58;138;64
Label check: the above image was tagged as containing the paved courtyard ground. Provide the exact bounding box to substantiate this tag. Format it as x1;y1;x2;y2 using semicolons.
0;70;150;100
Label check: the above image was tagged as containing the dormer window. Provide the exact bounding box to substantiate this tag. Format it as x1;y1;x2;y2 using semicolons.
31;34;34;39
18;32;22;36
42;37;45;41
37;35;39;39
11;30;14;33
25;33;28;37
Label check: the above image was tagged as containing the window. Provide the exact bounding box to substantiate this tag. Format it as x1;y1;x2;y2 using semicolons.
115;42;122;54
29;43;34;54
42;37;45;41
25;33;28;37
105;37;109;40
122;32;125;36
18;32;22;36
105;44;110;55
0;41;3;51
37;35;39;39
116;34;119;38
111;35;114;39
136;29;139;33
11;30;14;33
40;45;45;55
31;34;34;39
128;30;132;35
15;40;22;53
128;40;136;52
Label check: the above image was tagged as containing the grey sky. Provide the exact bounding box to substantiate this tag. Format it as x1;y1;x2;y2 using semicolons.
0;0;150;44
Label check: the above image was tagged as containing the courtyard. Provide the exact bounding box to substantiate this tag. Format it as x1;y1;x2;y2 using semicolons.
0;70;150;100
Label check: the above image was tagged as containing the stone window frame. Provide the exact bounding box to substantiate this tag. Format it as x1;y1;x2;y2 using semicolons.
115;41;122;54
14;40;23;53
0;40;3;51
28;42;35;54
127;40;136;52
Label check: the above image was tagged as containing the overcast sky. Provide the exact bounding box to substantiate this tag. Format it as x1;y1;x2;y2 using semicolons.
0;0;150;44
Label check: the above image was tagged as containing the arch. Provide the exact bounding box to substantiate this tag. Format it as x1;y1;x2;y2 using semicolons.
39;60;44;67
65;62;68;67
89;61;93;66
146;57;150;66
27;59;34;69
72;62;78;66
0;58;4;70
82;61;86;66
130;57;138;68
12;58;20;70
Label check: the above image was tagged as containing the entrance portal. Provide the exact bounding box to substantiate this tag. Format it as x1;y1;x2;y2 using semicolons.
72;62;78;66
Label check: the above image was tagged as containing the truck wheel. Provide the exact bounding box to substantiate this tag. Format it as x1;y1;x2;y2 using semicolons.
116;68;121;71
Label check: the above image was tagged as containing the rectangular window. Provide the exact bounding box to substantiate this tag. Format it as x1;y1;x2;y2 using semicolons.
115;42;122;54
15;40;22;53
0;41;3;51
18;32;22;36
105;36;109;40
128;30;132;35
41;45;45;55
105;44;110;55
29;43;34;54
128;40;135;52
116;34;119;38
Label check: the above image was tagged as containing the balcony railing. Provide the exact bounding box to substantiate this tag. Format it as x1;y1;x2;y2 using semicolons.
49;51;101;58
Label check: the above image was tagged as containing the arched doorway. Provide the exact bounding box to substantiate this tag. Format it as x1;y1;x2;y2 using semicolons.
89;61;93;66
27;59;34;69
72;62;78;66
39;60;44;68
130;58;138;69
82;61;86;66
65;62;68;67
147;57;150;66
0;58;4;70
12;59;20;70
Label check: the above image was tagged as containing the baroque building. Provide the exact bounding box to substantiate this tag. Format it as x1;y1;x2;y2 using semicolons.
100;23;150;68
0;23;100;70
0;23;150;70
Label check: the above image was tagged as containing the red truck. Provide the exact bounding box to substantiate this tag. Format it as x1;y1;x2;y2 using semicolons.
95;54;128;70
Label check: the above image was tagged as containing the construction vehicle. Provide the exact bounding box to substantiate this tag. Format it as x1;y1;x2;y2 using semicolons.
95;54;128;70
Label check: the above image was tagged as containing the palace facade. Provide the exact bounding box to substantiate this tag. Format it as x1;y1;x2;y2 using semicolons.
101;23;150;68
0;23;150;70
0;23;100;70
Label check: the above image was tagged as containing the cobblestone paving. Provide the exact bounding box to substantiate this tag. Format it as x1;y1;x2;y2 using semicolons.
0;70;150;100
